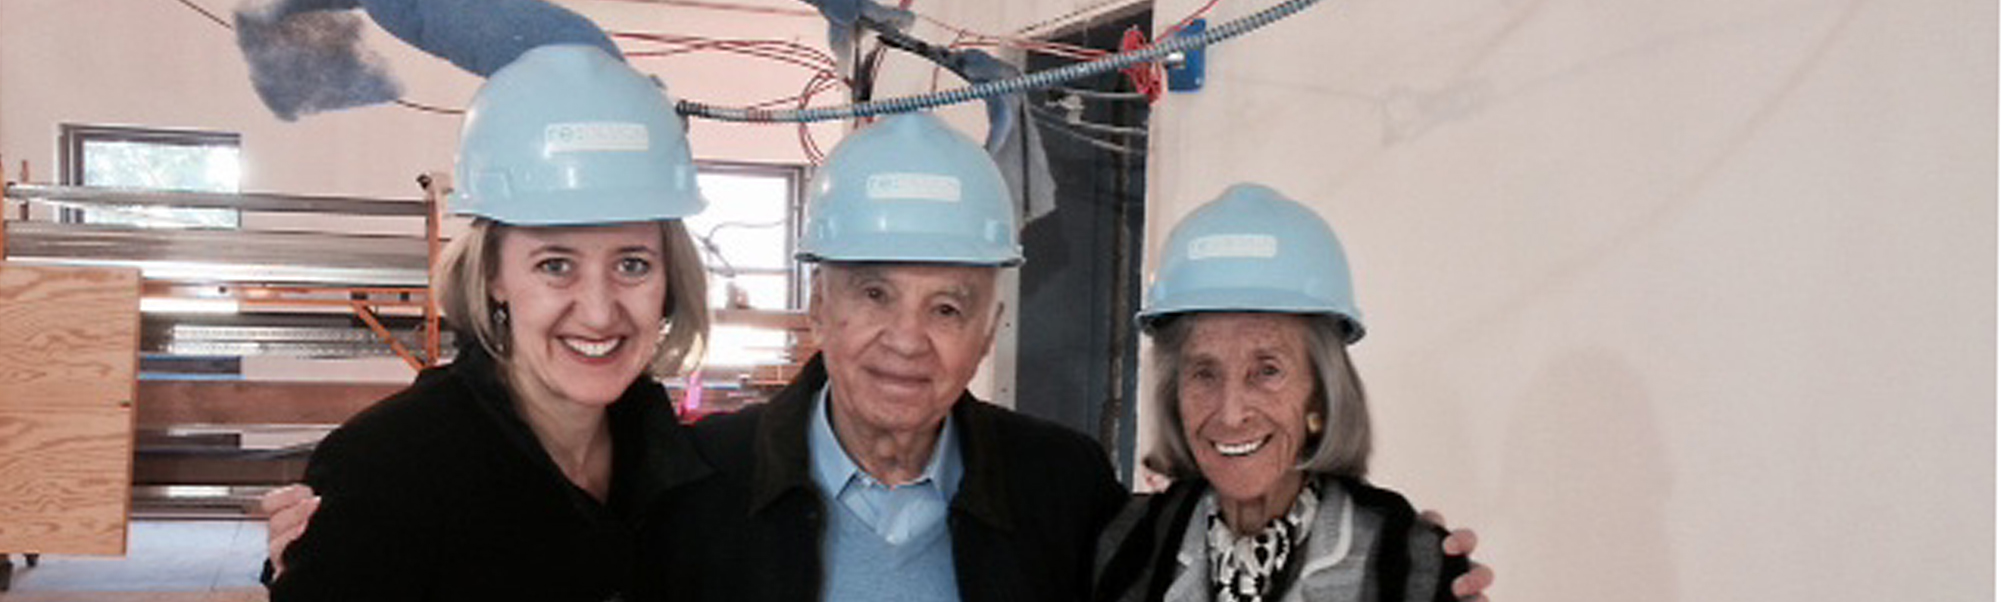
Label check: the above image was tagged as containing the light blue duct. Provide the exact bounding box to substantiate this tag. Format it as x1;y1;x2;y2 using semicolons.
229;0;1098;223
797;0;911;69
234;0;620;120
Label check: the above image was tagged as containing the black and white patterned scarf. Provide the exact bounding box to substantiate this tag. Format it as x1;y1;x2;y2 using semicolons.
1205;483;1320;602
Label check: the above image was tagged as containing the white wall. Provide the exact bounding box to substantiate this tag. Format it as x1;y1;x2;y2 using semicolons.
0;0;832;199
881;0;1994;600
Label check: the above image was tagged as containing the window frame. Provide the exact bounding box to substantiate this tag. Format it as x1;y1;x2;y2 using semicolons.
57;123;243;226
693;160;809;310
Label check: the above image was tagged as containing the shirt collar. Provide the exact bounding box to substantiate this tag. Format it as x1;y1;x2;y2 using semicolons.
808;384;962;497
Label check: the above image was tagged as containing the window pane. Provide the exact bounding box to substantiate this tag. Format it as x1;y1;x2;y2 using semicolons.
687;172;791;271
83;140;239;192
705;325;792;368
80;139;240;228
687;167;802;370
709;274;791;311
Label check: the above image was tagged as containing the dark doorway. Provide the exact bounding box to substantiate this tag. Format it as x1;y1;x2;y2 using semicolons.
1012;8;1151;485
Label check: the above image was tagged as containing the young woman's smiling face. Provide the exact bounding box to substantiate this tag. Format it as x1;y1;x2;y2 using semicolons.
490;222;668;408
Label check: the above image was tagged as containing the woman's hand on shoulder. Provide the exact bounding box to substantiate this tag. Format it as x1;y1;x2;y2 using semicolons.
258;484;321;578
1422;509;1495;602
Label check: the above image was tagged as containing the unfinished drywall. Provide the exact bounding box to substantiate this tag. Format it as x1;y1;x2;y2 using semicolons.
0;0;833;202
876;0;1995;600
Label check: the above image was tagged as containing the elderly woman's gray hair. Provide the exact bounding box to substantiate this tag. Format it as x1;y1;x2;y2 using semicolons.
434;219;710;378
1142;313;1372;480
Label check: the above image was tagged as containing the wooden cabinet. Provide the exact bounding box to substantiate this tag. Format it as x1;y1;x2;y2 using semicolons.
0;263;140;556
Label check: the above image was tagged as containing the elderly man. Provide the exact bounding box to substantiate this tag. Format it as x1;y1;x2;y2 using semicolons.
630;112;1127;602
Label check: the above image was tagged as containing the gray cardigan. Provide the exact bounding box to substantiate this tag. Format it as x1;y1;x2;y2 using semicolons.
1093;475;1464;602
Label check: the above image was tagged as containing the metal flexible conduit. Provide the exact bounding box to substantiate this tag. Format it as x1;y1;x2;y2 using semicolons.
676;0;1325;123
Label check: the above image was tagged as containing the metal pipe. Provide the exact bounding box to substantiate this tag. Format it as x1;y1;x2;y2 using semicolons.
420;172;448;366
352;301;425;372
677;0;1325;123
4;184;430;216
4;222;431;286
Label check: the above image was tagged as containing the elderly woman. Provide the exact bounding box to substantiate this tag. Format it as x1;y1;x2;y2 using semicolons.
1094;184;1469;602
264;45;711;601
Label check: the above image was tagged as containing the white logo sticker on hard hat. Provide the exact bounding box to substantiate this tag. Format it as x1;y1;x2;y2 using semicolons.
867;173;962;202
545;122;650;153
1189;234;1278;260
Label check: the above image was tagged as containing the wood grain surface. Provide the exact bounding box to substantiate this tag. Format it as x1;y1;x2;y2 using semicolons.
0;265;140;411
0;409;133;554
0;263;139;556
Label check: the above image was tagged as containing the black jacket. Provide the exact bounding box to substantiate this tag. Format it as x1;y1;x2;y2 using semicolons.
632;354;1130;602
1092;475;1469;602
269;346;709;602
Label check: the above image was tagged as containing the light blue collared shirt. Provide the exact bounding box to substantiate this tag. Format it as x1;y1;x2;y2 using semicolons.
809;385;963;601
808;385;963;543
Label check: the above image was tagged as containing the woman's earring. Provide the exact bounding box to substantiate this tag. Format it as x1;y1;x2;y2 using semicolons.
1306;412;1325;435
490;303;511;353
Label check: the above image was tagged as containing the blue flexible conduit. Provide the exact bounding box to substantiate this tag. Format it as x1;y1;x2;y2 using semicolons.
675;0;1324;123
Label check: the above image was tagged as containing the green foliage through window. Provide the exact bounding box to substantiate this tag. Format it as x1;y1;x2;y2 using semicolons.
61;125;242;229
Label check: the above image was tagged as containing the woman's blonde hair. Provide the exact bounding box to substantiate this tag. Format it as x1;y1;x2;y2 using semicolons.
434;219;709;378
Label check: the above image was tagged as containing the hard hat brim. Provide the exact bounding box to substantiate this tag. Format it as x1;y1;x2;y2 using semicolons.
1137;287;1365;343
795;231;1023;267
451;190;707;225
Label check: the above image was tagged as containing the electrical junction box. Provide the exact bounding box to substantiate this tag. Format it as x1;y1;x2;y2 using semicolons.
1167;18;1206;93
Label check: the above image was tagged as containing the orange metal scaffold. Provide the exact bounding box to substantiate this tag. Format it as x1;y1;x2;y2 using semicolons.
1;174;451;372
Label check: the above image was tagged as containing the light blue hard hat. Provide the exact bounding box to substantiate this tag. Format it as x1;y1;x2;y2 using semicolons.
1137;183;1365;343
451;45;704;225
796;112;1022;266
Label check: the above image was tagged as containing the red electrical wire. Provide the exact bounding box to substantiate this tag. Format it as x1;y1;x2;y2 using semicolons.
613;32;839;74
907;10;1108;61
746;76;846;110
615;29;854;162
620;33;833;67
1164;0;1225;38
1117;0;1225;103
1118;26;1162;102
796;71;836;163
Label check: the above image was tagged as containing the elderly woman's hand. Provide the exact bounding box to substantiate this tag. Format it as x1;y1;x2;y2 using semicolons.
1422;509;1495;601
259;484;321;578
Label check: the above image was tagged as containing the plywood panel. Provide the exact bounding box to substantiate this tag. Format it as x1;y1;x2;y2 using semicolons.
0;264;140;412
0;408;134;554
0;263;138;556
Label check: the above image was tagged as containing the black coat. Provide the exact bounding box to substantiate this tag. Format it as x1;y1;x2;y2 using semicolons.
269;346;709;602
631;354;1130;602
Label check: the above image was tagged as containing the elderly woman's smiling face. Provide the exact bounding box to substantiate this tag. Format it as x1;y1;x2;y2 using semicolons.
1176;313;1317;509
